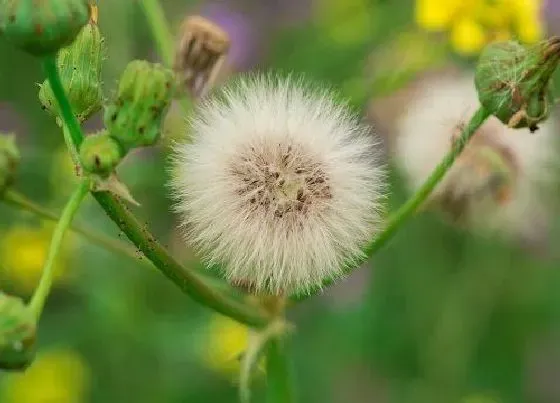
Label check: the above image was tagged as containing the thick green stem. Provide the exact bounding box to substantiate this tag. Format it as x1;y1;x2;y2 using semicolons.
43;56;84;148
41;57;268;328
363;106;490;255
265;336;295;403
138;0;174;66
92;191;268;327
2;189;141;263
29;179;90;318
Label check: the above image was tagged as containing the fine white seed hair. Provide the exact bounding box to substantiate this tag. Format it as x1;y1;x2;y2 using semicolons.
170;74;386;295
395;72;558;240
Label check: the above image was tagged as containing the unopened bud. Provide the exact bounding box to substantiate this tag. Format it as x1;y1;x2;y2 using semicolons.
174;16;230;98
475;37;560;132
79;131;124;177
39;11;105;123
0;293;36;371
0;0;90;56
0;134;20;195
104;60;175;153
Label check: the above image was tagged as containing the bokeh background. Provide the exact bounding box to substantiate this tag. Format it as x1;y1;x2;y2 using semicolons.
1;0;560;402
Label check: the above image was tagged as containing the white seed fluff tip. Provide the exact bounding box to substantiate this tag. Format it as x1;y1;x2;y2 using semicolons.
170;74;386;295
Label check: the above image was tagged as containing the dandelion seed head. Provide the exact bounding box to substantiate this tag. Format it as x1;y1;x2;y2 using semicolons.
170;74;386;294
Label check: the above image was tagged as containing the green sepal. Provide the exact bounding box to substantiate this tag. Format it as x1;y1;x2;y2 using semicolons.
38;19;105;123
104;60;175;153
475;37;560;131
79;130;125;178
0;0;90;56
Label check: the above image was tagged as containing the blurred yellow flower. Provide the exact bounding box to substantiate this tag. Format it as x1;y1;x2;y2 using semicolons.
203;314;265;379
416;0;544;55
0;225;70;294
2;347;90;403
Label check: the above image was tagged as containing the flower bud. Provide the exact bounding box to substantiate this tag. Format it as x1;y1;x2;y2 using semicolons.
174;16;230;98
0;0;90;56
475;37;560;132
79;131;124;177
0;293;36;371
38;12;105;123
0;134;20;195
104;60;175;153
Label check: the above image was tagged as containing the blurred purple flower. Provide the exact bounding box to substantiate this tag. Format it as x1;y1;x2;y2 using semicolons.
545;0;560;35
198;3;258;69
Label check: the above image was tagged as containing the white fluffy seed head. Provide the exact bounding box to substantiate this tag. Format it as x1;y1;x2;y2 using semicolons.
395;72;559;240
170;74;386;295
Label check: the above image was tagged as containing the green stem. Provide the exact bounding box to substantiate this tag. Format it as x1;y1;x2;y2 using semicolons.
29;179;90;318
266;336;295;403
43;56;84;148
294;106;491;300
363;106;490;255
138;0;174;66
2;189;141;263
41;56;268;328
92;191;268;328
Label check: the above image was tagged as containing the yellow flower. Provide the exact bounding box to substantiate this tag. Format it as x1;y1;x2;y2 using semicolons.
415;0;544;55
451;18;487;55
0;225;70;294
203;314;265;379
204;314;249;376
2;347;90;403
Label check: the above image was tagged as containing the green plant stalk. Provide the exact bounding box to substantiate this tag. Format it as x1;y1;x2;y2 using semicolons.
2;189;141;262
293;106;491;300
363;106;490;255
266;336;295;403
92;191;268;328
43;56;84;149
138;0;175;66
29;179;91;318
41;57;268;328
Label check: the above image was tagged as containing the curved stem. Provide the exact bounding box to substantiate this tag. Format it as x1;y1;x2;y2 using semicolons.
41;57;269;328
363;106;490;256
265;336;295;403
294;106;491;299
43;56;84;148
138;0;174;66
29;179;90;318
2;189;141;263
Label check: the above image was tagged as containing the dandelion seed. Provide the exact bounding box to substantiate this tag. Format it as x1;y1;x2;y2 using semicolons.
170;74;386;294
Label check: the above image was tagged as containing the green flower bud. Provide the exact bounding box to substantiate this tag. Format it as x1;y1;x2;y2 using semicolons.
105;60;175;153
0;134;20;195
475;37;560;132
0;293;36;371
79;131;124;177
0;0;90;56
38;16;105;123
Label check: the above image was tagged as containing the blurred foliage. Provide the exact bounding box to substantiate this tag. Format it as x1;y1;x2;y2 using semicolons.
1;0;560;402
